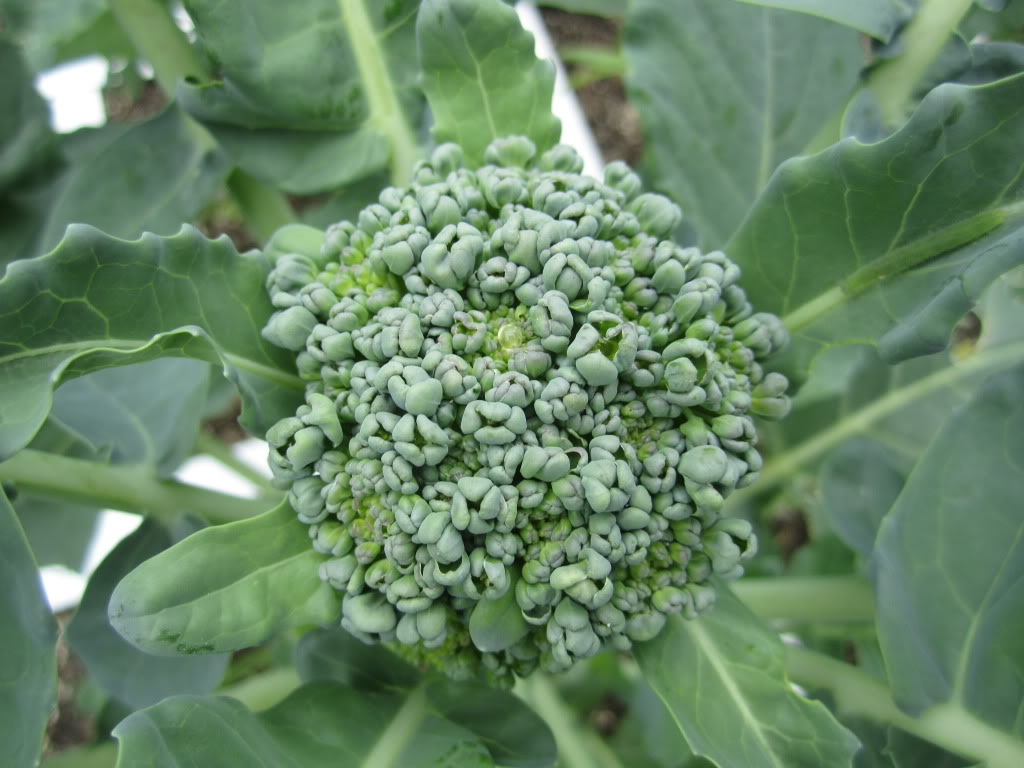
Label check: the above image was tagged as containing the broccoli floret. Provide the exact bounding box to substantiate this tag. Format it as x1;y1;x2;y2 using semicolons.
260;136;789;686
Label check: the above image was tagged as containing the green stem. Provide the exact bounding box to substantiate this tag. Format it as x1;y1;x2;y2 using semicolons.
339;0;421;185
518;675;623;768
362;683;429;768
803;0;974;152
0;449;275;525
786;646;1024;768
752;341;1024;493
218;666;302;711
195;431;276;493
109;0;207;95
869;0;976;127
227;169;298;244
111;0;296;242
733;576;875;623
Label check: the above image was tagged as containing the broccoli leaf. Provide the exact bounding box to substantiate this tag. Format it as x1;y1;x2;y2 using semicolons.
0;486;56;768
113;682;494;768
635;587;860;768
67;517;231;708
0;0;136;71
0;39;64;271
417;0;562;167
468;569;530;653
426;678;558;768
535;0;626;16
728;0;913;42
728;73;1024;385
625;0;863;249
873;366;1024;745
296;626;421;693
296;627;558;768
108;500;338;655
818;437;906;558
38;106;231;253
180;0;423;192
0;224;305;460
11;414;105;569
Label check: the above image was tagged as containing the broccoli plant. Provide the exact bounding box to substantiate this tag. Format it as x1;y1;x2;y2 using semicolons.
1;1;1023;767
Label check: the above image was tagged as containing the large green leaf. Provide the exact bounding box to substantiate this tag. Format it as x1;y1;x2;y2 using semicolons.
728;74;1024;384
417;0;562;167
0;39;64;269
68;517;230;708
108;501;338;655
114;682;493;767
873;368;1024;745
624;0;863;249
296;626;420;692
0;225;304;460
635;587;860;768
0;39;57;190
39;106;231;252
536;0;626;15
819;437;905;558
0;487;57;768
427;678;558;768
0;0;135;71
13;415;105;568
180;0;422;192
295;627;558;767
50;358;210;476
751;341;1024;498
729;0;913;42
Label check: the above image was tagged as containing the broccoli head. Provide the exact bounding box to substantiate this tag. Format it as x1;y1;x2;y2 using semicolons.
260;136;790;686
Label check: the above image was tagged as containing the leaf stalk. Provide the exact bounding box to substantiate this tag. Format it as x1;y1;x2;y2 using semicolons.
786;645;1024;768
749;341;1024;494
0;449;275;525
733;576;875;623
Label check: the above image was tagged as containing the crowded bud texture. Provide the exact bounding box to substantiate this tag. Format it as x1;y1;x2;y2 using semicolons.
261;136;790;685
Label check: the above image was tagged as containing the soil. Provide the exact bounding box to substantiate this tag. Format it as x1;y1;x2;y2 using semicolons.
44;616;95;757
540;8;645;166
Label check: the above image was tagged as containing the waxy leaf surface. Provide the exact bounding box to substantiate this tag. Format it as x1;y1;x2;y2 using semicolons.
109;501;339;655
625;0;863;248
418;0;562;167
729;74;1024;383
636;588;859;768
0;225;304;460
0;487;56;768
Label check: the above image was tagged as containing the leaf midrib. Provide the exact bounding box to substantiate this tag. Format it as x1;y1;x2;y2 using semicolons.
338;0;419;184
117;548;321;638
687;618;787;768
0;336;304;390
780;201;1024;333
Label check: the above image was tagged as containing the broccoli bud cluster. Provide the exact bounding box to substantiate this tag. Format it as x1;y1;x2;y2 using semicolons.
261;136;789;685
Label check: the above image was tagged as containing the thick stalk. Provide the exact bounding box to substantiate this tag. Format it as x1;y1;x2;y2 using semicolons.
226;169;298;245
0;449;274;525
111;0;296;241
803;0;975;153
361;684;429;768
733;576;874;623
338;0;421;185
108;0;207;95
518;675;624;768
750;341;1024;494
218;666;302;712
786;646;1024;768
